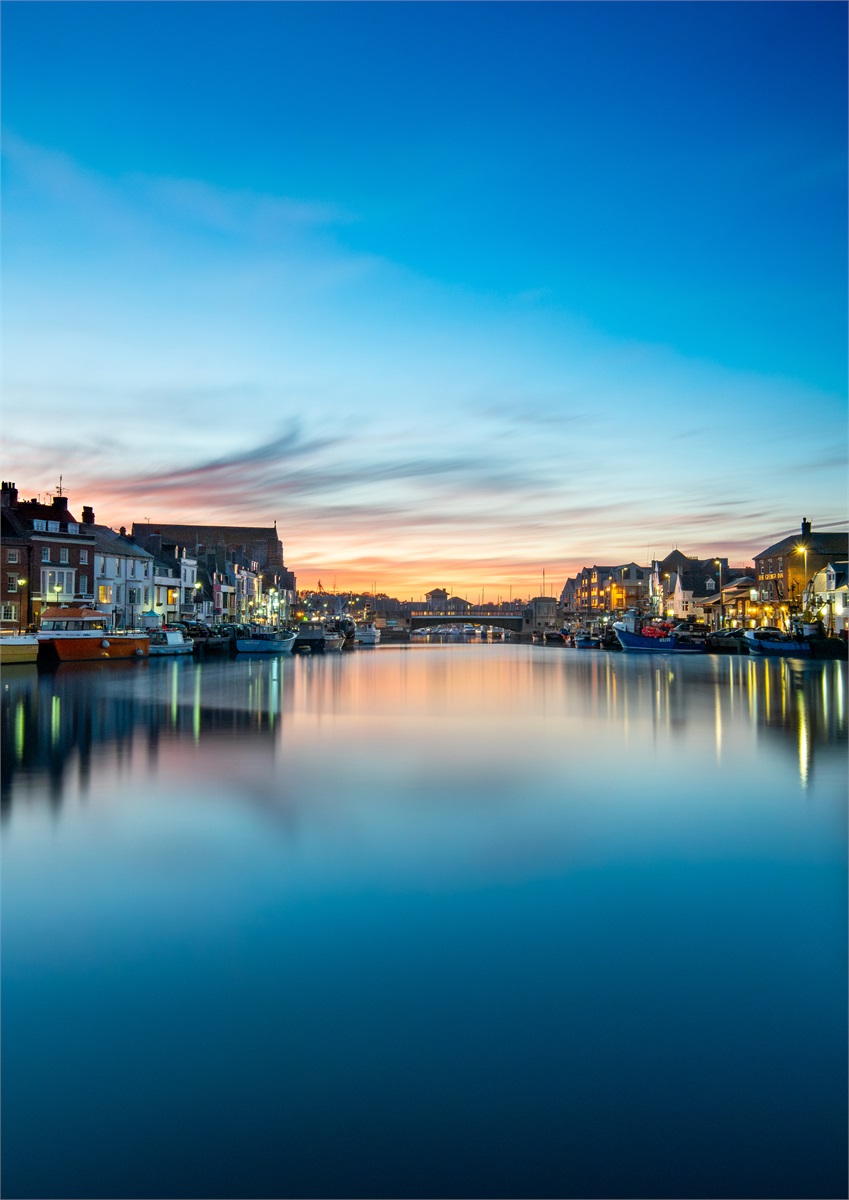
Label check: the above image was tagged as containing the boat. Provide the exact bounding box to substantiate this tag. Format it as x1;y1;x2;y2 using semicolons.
462;624;476;635
36;607;149;663
148;628;194;656
574;630;601;649
613;612;707;654
329;616;357;645
293;622;345;653
233;627;296;655
543;630;568;644
0;634;39;664
354;621;381;646
743;628;811;658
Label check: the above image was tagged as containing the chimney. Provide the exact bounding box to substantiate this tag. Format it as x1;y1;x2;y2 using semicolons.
1;481;18;508
119;526;126;537
82;505;95;525
52;494;66;510
801;517;812;540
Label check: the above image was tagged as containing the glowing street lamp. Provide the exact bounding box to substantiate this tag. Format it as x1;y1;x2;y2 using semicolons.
713;559;723;629
795;544;809;612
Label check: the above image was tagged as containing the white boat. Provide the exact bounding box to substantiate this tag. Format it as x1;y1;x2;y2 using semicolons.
234;628;297;655
148;628;194;656
354;622;381;646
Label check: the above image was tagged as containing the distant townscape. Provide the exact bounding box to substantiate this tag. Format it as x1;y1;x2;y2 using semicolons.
1;481;846;639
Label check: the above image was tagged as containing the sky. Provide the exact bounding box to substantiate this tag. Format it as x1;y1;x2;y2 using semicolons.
2;1;846;599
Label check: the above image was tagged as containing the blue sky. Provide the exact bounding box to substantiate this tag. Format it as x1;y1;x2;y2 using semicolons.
3;1;846;595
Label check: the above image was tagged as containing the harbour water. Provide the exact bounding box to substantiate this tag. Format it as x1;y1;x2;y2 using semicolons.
2;644;847;1199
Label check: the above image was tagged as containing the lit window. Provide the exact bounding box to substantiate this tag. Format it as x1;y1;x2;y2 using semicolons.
98;585;112;603
47;521;60;533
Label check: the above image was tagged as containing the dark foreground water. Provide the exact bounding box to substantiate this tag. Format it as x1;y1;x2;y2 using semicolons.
2;644;846;1199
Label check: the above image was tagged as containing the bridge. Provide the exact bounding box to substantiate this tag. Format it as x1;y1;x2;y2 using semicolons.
408;610;524;633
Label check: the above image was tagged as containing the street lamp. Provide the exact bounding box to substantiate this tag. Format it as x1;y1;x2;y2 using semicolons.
795;544;809;614
713;559;723;630
17;579;28;632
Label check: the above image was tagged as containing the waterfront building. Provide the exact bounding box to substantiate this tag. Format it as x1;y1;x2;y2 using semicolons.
753;518;848;627
1;482;96;630
88;524;155;629
808;561;848;633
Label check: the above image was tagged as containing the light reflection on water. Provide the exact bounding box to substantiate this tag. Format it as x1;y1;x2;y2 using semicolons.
2;645;847;1199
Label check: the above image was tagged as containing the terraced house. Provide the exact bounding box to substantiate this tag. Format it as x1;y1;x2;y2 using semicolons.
1;482;96;630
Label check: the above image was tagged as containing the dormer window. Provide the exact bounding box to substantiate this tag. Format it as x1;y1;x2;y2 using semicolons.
33;519;46;531
48;521;60;533
705;578;716;591
67;522;79;535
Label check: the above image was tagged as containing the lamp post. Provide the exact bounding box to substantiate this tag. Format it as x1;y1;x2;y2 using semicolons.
17;579;28;632
713;559;723;630
795;544;809;616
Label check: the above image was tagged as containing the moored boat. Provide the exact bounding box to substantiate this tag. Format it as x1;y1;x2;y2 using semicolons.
36;607;149;663
148;628;194;656
234;628;297;654
0;635;39;664
354;621;381;646
613;613;707;654
743;628;811;658
293;622;345;653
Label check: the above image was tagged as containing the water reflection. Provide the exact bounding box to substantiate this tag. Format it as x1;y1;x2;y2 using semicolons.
1;656;293;815
2;650;845;816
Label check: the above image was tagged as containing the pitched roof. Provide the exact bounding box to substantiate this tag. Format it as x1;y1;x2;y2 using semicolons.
757;529;848;559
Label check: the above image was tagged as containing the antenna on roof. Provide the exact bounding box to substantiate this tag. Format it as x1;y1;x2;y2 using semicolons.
56;475;64;497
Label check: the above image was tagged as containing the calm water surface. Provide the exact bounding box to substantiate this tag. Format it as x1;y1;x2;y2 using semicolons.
2;643;847;1198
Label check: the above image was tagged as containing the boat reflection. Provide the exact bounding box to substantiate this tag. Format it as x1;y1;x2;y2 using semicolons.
1;656;293;814
2;652;845;815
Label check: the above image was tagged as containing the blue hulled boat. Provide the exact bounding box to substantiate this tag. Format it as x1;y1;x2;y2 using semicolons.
613;613;708;654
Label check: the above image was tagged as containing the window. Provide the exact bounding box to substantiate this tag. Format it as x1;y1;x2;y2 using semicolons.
128;587;141;604
7;549;18;564
33;519;46;531
80;549;89;564
98;585;112;604
778;558;783;572
705;578;715;591
2;603;18;621
114;586;122;605
78;574;89;595
41;546;51;562
7;574;18;592
60;548;69;564
130;560;136;576
767;560;773;573
47;521;60;533
114;559;121;575
99;557;106;574
67;522;79;534
42;569;73;598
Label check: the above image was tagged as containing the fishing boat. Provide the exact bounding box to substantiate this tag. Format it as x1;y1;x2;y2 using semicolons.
0;634;39;664
613;612;707;654
148;628;194;656
36;607;149;663
743;628;811;658
574;629;601;649
354;621;381;646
